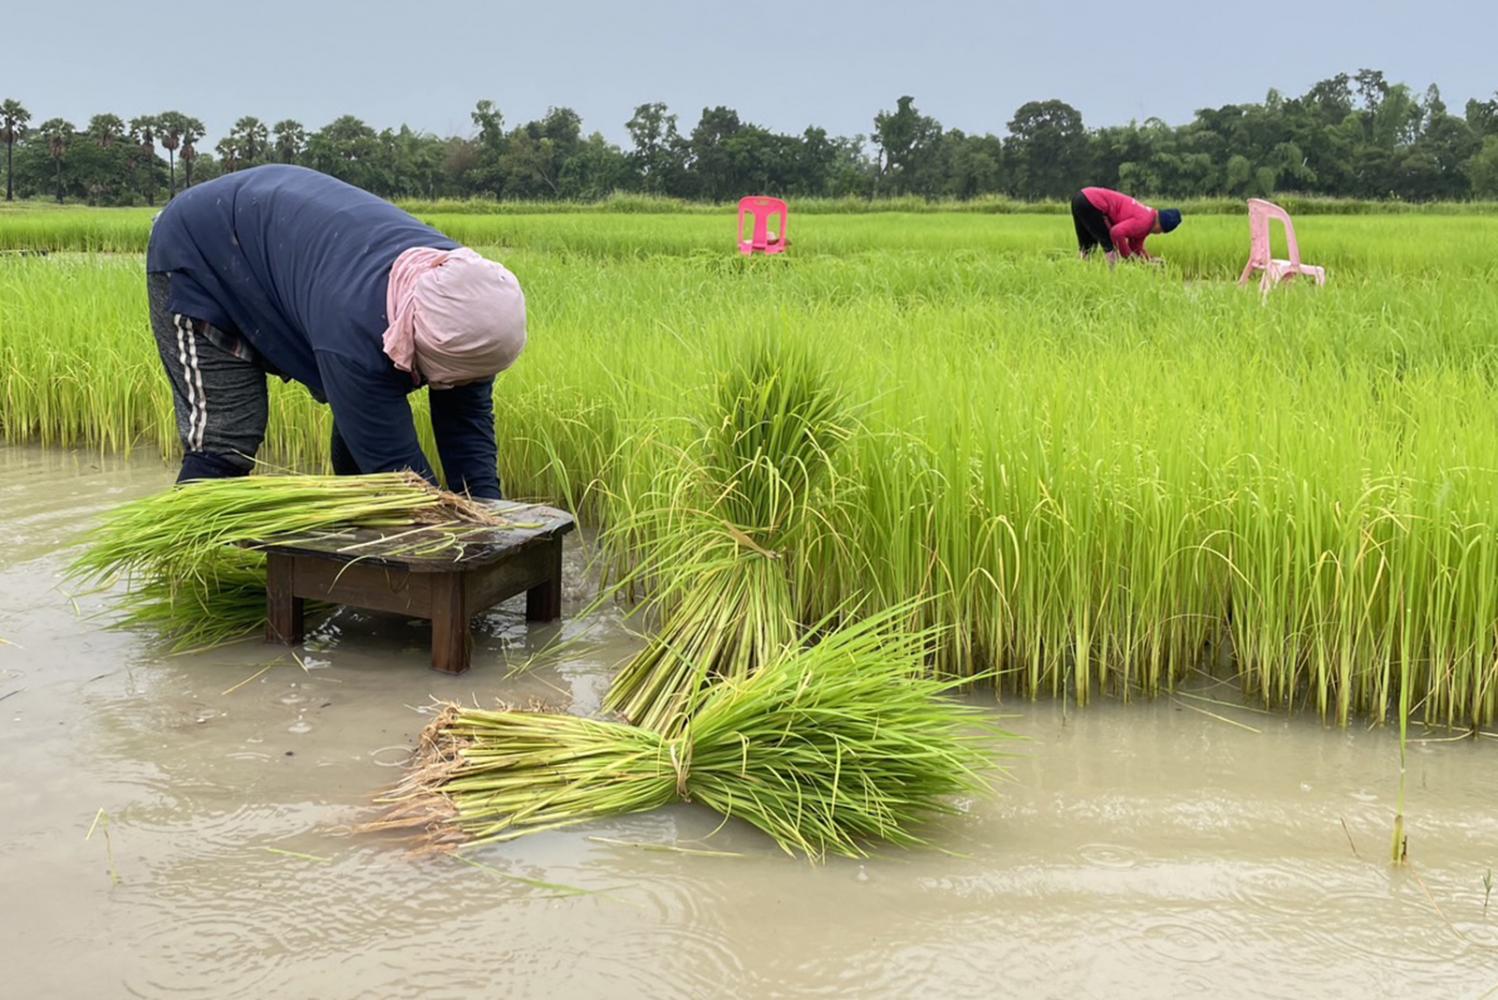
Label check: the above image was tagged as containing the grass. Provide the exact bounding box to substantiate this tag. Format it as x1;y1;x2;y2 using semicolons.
6;209;1498;727
371;611;1009;859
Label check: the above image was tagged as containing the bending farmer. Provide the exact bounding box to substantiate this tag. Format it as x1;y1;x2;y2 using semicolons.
1071;186;1181;264
146;164;526;499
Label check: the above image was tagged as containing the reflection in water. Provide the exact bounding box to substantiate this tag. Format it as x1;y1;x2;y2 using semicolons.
2;444;1497;999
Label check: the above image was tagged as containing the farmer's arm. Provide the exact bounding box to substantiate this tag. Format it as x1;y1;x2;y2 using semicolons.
430;379;501;500
1110;216;1152;258
315;350;439;484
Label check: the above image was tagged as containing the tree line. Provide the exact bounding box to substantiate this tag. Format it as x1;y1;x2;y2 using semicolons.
4;69;1498;207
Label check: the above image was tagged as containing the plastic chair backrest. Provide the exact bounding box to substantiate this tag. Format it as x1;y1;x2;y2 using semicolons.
1246;198;1302;268
738;195;790;249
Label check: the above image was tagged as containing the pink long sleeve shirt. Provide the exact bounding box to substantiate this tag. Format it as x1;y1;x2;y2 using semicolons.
1083;187;1159;258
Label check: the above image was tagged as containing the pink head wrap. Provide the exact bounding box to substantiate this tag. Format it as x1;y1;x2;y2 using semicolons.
381;247;527;389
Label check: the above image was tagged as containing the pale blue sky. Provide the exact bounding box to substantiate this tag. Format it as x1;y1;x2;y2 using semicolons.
6;0;1492;145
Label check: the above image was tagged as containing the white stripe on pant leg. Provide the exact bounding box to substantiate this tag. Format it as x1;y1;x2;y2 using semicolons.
185;323;207;450
174;314;207;453
174;315;198;451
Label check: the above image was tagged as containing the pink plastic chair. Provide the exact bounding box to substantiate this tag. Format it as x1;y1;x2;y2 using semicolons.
1239;198;1326;295
737;196;790;255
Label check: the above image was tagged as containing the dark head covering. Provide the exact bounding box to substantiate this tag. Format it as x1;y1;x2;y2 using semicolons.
1158;208;1182;233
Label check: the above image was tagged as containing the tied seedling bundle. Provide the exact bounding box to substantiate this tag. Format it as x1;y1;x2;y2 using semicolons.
69;471;509;651
372;612;1010;859
603;346;855;733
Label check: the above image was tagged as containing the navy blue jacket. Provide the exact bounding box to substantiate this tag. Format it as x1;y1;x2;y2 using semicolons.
146;164;500;498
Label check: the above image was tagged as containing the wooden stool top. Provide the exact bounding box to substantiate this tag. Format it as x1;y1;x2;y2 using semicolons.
247;501;576;573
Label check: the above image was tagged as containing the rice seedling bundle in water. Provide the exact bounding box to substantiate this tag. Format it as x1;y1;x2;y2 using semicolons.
69;472;508;650
602;347;854;732
373;612;1009;859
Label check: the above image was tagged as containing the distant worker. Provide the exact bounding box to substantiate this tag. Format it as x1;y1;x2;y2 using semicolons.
1071;186;1182;265
146;164;526;499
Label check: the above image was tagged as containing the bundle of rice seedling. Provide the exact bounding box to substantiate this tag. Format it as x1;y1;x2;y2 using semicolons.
69;471;508;651
372;612;1009;859
602;347;854;732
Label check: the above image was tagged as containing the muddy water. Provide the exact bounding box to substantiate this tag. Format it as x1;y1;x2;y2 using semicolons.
2;445;1496;1000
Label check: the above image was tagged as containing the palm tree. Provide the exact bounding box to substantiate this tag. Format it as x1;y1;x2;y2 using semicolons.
273;119;306;164
157;111;185;196
38;118;74;203
215;136;240;173
231;116;269;166
180;116;206;187
87;113;126;148
129;115;159;204
1;99;30;202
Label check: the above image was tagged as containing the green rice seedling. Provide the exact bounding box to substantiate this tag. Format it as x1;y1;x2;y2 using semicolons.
602;345;854;732
372;611;1010;859
8;210;1498;730
69;472;510;650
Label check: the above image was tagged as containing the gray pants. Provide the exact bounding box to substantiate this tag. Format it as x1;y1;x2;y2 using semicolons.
147;273;267;475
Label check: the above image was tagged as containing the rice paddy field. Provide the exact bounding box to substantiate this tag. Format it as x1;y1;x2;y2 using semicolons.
4;205;1498;997
5;207;1498;727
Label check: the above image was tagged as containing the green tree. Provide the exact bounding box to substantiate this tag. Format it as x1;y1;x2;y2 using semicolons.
1465;94;1498;139
215;136;240;172
1302;73;1354;125
626;102;686;195
1369;84;1422;149
722;125;791;196
785;126;839;197
1467;135;1498;198
129;116;159;203
305;115;382;191
469;99;507;195
157;111;186;196
180;117;206;187
37;118;74;202
1091;120;1154;190
1004;99;1090;199
1;98;30;201
942;130;1005;199
229;116;269;166
499;107;583;198
557;132;634;199
686;105;743;200
1421;83;1447;127
1404;112;1477;199
273;119;306;164
872;95;943;197
1354;68;1389;110
86;113;125;148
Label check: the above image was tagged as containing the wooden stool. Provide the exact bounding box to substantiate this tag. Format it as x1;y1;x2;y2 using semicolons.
254;503;575;674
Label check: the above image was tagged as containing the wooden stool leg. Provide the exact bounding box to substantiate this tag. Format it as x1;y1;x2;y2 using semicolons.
430;572;470;674
265;553;304;645
525;538;564;622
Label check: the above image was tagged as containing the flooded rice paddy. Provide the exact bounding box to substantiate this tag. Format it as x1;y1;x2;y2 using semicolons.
2;445;1496;999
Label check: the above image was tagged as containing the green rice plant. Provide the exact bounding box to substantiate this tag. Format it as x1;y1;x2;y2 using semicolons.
69;472;508;650
8;207;1498;274
8;211;1498;729
601;345;854;732
371;611;1010;859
